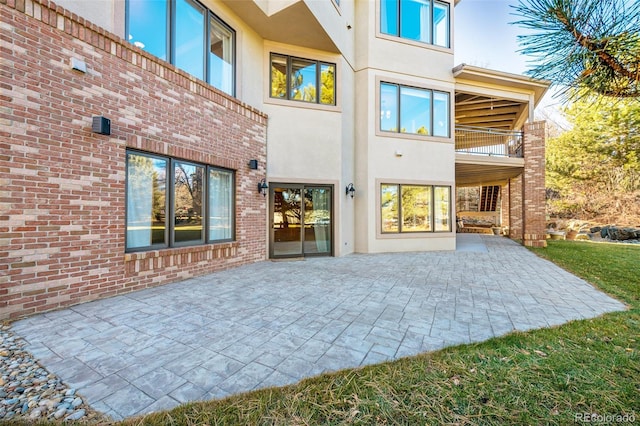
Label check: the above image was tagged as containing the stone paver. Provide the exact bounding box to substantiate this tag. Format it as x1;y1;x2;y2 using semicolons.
11;235;626;420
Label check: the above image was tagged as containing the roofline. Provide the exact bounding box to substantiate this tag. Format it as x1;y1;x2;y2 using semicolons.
452;63;551;107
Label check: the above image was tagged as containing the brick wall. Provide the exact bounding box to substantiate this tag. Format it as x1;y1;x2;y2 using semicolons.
522;121;546;248
0;0;268;319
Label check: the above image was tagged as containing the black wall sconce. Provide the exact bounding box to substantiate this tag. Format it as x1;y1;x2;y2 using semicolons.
92;116;111;135
248;159;258;170
346;183;355;198
258;179;268;196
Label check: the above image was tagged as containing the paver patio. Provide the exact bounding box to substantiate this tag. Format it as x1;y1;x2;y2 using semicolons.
11;235;626;420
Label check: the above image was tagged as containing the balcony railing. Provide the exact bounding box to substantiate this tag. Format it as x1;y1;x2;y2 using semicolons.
455;125;523;158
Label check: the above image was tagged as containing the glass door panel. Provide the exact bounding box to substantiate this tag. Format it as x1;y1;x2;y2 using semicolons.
270;184;333;258
272;186;303;257
303;187;331;255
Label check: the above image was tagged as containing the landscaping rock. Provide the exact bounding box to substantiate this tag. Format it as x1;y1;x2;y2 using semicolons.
0;324;104;422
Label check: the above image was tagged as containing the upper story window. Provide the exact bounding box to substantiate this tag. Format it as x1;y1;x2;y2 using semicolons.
127;0;235;96
381;0;450;48
380;82;450;137
270;53;336;105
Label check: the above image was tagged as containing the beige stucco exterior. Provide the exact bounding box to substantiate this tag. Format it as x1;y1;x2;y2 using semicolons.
56;0;548;258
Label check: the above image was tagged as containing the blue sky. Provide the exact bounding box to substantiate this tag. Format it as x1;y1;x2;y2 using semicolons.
454;0;530;74
454;0;567;118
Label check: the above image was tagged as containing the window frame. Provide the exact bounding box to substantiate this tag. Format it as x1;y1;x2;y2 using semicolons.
380;0;451;48
125;149;235;253
125;0;236;96
379;81;450;138
269;53;337;106
380;183;451;234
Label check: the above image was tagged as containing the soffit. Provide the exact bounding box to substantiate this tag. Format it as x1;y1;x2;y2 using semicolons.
455;159;524;186
221;0;338;53
453;64;550;131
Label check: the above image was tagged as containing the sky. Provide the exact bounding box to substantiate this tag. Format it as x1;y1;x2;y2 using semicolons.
453;0;566;119
454;0;530;75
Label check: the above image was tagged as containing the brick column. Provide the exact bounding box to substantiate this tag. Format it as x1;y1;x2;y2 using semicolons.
501;183;509;230
508;175;523;239
522;121;547;247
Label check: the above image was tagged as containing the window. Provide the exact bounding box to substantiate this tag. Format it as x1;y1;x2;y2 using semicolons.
127;0;235;95
381;0;450;48
126;150;234;251
270;53;336;105
380;82;450;137
381;184;451;233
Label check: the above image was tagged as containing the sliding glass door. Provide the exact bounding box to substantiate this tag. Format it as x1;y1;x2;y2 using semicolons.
270;184;332;258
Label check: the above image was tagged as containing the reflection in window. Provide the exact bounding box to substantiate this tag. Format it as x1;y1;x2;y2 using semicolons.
209;169;233;241
381;184;451;233
209;16;235;95
434;186;451;231
381;0;450;48
380;83;399;132
401;0;430;43
291;58;317;102
175;0;205;80
126;152;167;249
126;0;235;95
401;185;431;232
433;91;449;137
381;184;399;233
174;162;204;244
270;53;336;105
380;82;449;137
126;150;234;251
400;86;430;135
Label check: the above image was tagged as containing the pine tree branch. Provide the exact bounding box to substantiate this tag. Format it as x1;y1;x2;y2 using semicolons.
551;7;636;82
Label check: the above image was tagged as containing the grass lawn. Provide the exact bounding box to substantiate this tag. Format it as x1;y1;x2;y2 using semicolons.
12;240;640;425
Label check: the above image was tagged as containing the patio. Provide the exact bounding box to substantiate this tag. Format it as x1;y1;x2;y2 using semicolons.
11;235;625;420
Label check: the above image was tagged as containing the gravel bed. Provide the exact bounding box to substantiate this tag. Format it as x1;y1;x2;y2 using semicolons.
0;323;105;423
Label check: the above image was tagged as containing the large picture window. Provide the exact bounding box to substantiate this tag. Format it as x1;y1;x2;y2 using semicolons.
127;0;235;95
381;184;451;233
126;151;234;251
270;53;336;105
381;0;450;48
380;82;449;137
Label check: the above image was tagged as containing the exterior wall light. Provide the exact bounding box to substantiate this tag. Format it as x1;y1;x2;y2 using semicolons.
346;183;355;198
258;179;268;196
92;116;111;135
248;159;258;169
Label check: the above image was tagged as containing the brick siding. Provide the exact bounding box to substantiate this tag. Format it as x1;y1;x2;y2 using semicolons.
0;0;268;319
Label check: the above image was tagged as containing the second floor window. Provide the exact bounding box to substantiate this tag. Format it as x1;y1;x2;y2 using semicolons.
270;54;336;105
381;0;450;48
127;0;235;96
380;82;450;137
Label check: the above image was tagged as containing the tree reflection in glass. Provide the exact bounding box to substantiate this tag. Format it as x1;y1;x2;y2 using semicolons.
174;162;204;244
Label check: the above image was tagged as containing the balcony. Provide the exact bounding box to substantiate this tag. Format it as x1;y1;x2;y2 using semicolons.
455;126;525;186
455;125;523;158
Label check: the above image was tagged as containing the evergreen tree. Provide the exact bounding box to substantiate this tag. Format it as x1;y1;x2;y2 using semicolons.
512;0;640;98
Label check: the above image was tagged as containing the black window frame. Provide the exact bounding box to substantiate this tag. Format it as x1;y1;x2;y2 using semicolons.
125;149;236;253
269;53;337;106
125;0;236;96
